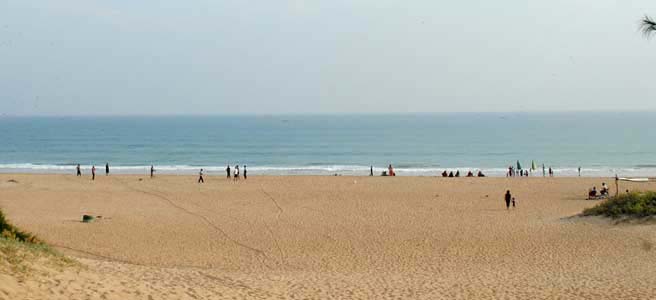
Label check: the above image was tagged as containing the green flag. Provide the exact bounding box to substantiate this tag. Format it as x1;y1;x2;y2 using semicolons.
531;160;536;171
516;160;522;170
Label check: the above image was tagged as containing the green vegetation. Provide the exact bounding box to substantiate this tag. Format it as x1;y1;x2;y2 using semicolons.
0;208;40;244
0;208;75;274
583;191;656;218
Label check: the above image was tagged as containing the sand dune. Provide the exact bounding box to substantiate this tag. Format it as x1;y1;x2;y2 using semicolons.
1;174;655;299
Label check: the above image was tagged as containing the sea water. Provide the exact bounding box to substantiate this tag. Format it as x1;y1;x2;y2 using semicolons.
1;112;654;177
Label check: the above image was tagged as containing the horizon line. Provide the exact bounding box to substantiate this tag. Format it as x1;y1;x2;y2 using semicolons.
2;109;655;117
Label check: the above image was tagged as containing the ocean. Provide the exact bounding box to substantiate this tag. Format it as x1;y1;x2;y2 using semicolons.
1;113;655;177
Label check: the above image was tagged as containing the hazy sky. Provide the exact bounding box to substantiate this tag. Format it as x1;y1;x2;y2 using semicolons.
1;0;656;115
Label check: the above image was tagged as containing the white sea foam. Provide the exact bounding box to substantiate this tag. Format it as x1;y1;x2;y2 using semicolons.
1;163;654;177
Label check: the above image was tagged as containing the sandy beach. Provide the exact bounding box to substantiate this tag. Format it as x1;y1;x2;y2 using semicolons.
1;174;656;299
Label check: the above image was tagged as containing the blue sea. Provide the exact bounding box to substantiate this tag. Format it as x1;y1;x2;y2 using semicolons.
1;113;655;177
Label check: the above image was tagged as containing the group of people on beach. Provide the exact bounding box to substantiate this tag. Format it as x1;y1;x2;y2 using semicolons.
197;165;248;183
76;163;111;180
372;165;487;177
372;164;397;176
588;182;610;199
504;190;517;209
225;165;247;181
75;163;194;181
506;166;554;177
441;170;485;177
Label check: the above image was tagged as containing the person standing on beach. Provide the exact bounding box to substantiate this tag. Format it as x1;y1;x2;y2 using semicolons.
198;169;204;183
512;197;516;208
542;164;546;177
76;164;82;176
370;166;373;176
549;167;553;177
578;166;581;177
150;165;155;178
243;165;247;180
92;165;96;181
105;163;109;176
505;190;512;209
234;165;240;181
226;165;231;179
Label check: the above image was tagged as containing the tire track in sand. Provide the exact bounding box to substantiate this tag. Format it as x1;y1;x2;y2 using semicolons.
259;184;292;269
115;178;273;269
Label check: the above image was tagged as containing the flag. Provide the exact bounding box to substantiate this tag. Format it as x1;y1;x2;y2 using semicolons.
531;160;536;171
516;160;522;170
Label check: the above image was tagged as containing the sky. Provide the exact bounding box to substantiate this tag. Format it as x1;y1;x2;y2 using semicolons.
1;0;655;115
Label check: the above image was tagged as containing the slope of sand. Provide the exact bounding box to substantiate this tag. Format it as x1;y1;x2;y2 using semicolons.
1;174;656;299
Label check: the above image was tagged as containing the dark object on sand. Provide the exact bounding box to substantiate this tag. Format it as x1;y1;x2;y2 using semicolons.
7;179;18;183
82;215;95;223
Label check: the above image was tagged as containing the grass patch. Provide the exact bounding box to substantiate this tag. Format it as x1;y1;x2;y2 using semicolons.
0;208;76;275
0;209;40;244
583;191;656;218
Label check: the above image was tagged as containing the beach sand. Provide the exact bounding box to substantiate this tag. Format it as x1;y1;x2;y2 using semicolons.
1;174;656;299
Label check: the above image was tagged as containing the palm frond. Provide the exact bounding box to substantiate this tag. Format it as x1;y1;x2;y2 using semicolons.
640;15;656;38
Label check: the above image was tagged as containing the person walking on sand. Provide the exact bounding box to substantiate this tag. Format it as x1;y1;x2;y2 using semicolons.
150;165;155;178
76;164;82;176
243;165;247;180
226;165;231;179
505;190;512;210
92;165;96;181
105;163;109;176
370;166;374;176
234;165;240;181
512;197;516;208
198;169;204;183
549;167;553;177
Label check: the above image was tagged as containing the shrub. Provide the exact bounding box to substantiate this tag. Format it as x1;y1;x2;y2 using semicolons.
583;191;656;218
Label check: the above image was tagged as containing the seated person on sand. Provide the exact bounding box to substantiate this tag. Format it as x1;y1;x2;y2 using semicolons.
466;171;474;177
477;171;485;177
448;171;454;178
600;183;609;195
588;187;597;199
388;164;396;176
455;170;460;177
442;170;448;177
